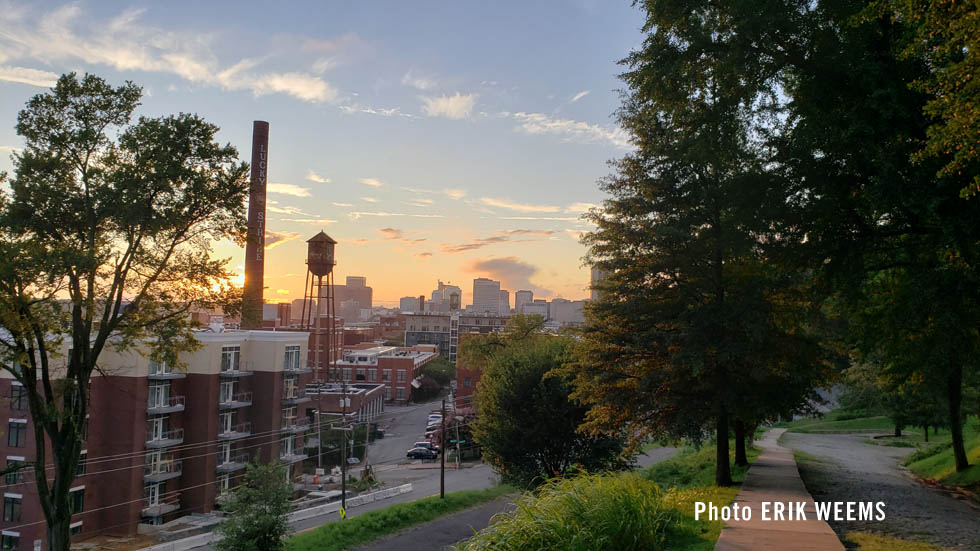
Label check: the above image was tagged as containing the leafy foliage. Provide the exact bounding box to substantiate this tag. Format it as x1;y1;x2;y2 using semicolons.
468;316;627;489
0;73;248;548
216;462;293;551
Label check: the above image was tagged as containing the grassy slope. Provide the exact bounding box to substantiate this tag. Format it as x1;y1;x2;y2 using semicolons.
903;419;980;490
286;485;514;551
640;443;760;551
772;409;893;433
845;532;949;551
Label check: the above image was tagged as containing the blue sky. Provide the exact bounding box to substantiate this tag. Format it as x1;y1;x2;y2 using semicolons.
0;1;644;306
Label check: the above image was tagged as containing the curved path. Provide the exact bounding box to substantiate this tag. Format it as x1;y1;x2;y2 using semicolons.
782;432;980;550
715;428;844;551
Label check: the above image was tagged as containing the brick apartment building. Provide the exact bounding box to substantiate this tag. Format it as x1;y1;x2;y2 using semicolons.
404;312;511;364
0;329;319;549
337;344;439;403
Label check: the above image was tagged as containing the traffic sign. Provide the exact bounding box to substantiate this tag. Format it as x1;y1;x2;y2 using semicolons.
339;506;346;520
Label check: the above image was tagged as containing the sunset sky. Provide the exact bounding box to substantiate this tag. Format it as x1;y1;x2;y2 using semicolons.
0;1;643;306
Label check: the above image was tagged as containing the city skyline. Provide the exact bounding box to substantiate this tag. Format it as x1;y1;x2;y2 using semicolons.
0;2;645;305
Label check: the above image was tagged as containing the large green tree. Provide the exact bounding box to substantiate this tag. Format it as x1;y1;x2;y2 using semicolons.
215;462;293;551
0;73;249;549
566;0;831;486
470;316;627;489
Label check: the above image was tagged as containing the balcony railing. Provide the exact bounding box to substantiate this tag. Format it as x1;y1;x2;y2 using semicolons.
146;428;184;448
216;453;249;473
219;360;253;378
144;459;183;482
218;391;253;410
147;395;185;414
281;391;311;405
148;365;186;380
217;422;251;440
279;451;308;464
280;418;310;433
142;495;180;517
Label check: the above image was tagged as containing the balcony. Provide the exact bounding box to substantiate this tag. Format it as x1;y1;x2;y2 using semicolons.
284;362;312;375
280;419;310;434
279;451;308;465
219;362;253;378
147;395;185;415
281;392;311;406
142;496;180;517
216;453;249;473
217;422;251;441
148;367;185;380
218;391;253;410
146;428;184;449
144;459;183;483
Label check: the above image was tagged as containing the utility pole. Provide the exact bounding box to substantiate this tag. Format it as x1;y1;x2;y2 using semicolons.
440;398;446;498
341;381;348;513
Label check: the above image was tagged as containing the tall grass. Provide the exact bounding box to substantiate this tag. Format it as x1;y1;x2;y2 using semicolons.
456;473;677;551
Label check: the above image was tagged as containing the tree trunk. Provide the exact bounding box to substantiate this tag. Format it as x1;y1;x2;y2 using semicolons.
923;426;929;442
47;514;72;551
894;424;902;437
734;419;748;466
947;360;969;472
716;409;733;486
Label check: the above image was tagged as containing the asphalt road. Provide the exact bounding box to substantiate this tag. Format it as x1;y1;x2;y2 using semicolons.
783;432;980;550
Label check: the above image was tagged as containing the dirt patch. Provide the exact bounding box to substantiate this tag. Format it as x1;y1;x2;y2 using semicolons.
782;432;980;550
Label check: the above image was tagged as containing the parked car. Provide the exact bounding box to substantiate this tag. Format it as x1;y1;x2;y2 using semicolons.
406;447;439;460
414;441;440;452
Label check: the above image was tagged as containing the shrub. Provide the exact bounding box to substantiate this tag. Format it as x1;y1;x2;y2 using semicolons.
456;473;676;551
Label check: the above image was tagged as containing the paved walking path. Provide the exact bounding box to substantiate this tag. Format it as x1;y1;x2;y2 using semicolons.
715;428;844;551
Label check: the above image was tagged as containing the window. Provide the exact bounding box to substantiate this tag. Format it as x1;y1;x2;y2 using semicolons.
6;424;25;448
69;488;84;515
384;387;391;400
395;388;405;401
283;345;301;370
3;496;21;522
9;386;27;411
342;368;351;381
0;533;17;550
219;443;231;465
368;369;377;382
218;474;230;494
220;346;241;372
396;370;406;383
4;461;22;485
70;523;82;536
145;483;161;506
148;384;169;409
356;368;365;381
80;418;89;441
280;435;295;457
76;453;87;476
149;360;169;376
220;413;233;434
283;376;298;399
464;377;472;387
382;369;391;382
219;381;235;403
148;417;166;441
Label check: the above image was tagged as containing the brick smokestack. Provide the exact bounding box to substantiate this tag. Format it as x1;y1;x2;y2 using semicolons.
242;121;269;329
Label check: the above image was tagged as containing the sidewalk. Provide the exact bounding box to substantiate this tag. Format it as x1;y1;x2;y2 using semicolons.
715;428;844;551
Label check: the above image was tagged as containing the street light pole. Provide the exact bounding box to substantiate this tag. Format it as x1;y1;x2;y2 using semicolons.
440;398;446;498
341;381;348;513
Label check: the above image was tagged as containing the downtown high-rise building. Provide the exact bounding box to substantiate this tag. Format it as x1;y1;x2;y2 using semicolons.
515;290;533;313
498;289;511;315
472;277;501;314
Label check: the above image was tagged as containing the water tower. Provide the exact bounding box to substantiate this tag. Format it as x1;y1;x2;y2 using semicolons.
301;231;337;382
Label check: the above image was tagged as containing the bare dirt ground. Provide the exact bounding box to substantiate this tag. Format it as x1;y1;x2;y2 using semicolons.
781;432;980;550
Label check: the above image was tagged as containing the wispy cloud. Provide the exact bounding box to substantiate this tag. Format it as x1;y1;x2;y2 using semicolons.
332;202;353;207
565;202;597;213
275;288;290;295
400;186;438;194
377;227;427;244
421;92;477;119
358;177;383;188
500;216;582;221
281;218;336;225
0;6;339;103
268;183;312;197
264;230;301;249
416;252;433;258
0;65;58;87
569;90;590;103
349;211;444;219
361;197;378;203
306;170;330;184
565;229;586;240
440;229;553;254
266;200;311;216
401;70;437;91
512;112;631;149
500;229;556;236
403;199;434;208
443;188;467;200
481;197;561;213
0;145;23;153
